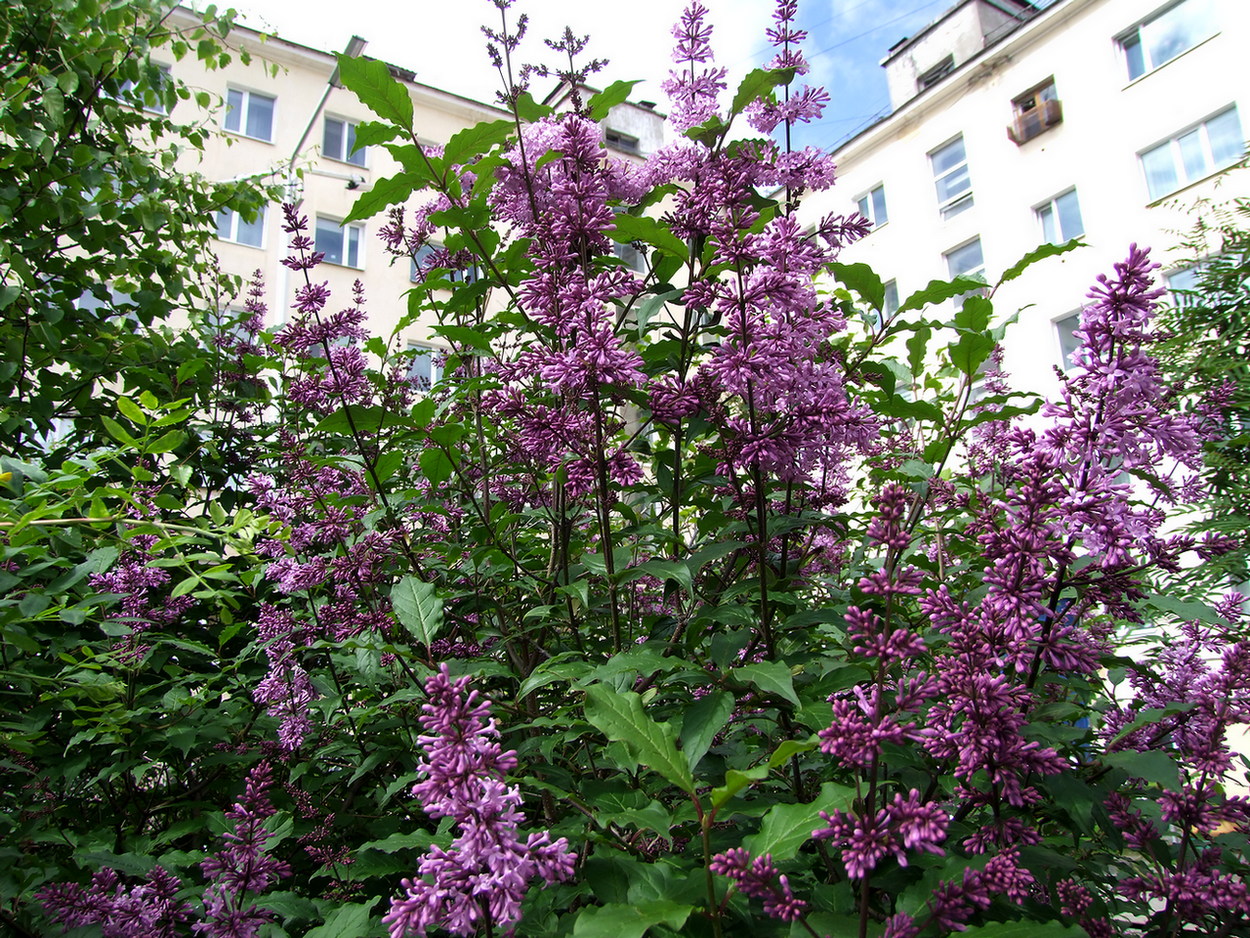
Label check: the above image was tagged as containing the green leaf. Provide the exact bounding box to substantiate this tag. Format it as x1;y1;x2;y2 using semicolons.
351;119;402;148
1103;749;1182;790
145;429;185;454
906;323;932;376
512;91;552;122
610;214;689;262
443;119;515;167
958;923;1086;937
997;238;1083;286
831;262;885;311
743;781;855;861
303;900;378;938
419;448;453;487
573;900;693;938
711;765;771;809
731;662;800;707
432;324;492;353
343;172;421;224
730;66;794;114
679;690;733;771
584;685;694;793
950;332;995;377
589;80;642;121
953;295;993;332
621;559;692;594
117;396;146;425
336;54;413;127
100;415;136;447
898;278;988;314
767;738;817;768
390;576;443;646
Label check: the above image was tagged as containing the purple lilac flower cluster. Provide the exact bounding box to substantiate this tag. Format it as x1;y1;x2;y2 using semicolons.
384;666;574;937
709;847;806;921
38;866;190;938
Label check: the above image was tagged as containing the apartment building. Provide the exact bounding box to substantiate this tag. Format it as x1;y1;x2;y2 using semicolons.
800;0;1248;393
161;9;663;381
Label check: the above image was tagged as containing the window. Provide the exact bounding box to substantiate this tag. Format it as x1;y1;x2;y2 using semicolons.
945;238;985;280
918;55;954;91
1165;265;1203;309
931;136;972;218
1037;189;1084;244
406;342;444;390
224;88;275;142
1055;311;1082;369
118;64;171;114
216;206;266;248
605;128;640;154
945;238;986;303
410;244;440;281
1120;0;1218;81
613;241;645;271
1141;106;1244;200
323;117;366;166
883;279;900;317
1008;78;1062;144
856;184;888;229
315;217;363;268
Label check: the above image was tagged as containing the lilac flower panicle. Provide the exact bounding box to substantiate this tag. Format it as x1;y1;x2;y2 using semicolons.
710;848;807;921
385;666;574;937
38;867;190;938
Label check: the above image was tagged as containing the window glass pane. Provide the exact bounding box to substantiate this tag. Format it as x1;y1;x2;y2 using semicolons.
323;118;343;159
936;164;970;203
408;347;433;388
1056;190;1083;240
1144;0;1217;70
246;93;274;140
216;208;233;240
1124;35;1145;80
237;208;265;247
883;280;899;315
1166;267;1202;307
1039;203;1057;244
346;226;361;267
315;218;343;265
225;89;243;133
871;186;888;226
1177;127;1208;182
931;138;965;175
1056;313;1082;369
1142;143;1178;199
856;195;869;219
1207;108;1244;167
346;122;365;166
947;239;983;278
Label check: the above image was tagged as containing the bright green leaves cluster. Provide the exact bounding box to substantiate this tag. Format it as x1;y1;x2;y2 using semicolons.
0;0;273;453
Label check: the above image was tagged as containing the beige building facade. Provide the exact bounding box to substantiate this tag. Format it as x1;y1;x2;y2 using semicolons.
800;0;1248;394
162;10;663;380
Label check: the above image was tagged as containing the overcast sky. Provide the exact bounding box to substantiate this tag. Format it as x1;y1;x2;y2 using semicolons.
207;0;951;151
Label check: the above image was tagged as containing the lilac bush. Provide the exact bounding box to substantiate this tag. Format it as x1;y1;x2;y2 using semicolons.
8;1;1247;937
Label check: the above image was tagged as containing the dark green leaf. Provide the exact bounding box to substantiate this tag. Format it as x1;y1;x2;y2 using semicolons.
584;685;694;793
336;54;413;127
743;781;855;861
678;691;733;771
391;576;443;646
572;900;693;938
831;262;885;311
730;661;800;707
589;80;642;122
997;238;1084;285
442;119;515;167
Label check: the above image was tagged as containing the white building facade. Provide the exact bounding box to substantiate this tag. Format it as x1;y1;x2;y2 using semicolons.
801;0;1248;393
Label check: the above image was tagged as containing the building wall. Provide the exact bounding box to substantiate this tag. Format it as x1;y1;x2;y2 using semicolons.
804;0;1249;395
164;9;510;354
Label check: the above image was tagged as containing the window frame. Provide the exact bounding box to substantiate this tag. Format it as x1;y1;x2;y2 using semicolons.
917;55;954;91
604;128;640;154
323;115;367;167
223;86;276;142
315;216;364;269
1139;105;1244;201
856;184;889;230
215;205;267;249
1054;310;1083;370
405;341;446;390
930;135;973;219
1035;188;1084;244
117;63;172;115
1118;0;1219;83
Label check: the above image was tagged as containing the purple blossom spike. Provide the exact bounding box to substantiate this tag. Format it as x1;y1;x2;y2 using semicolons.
385;666;574;937
710;847;807;921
